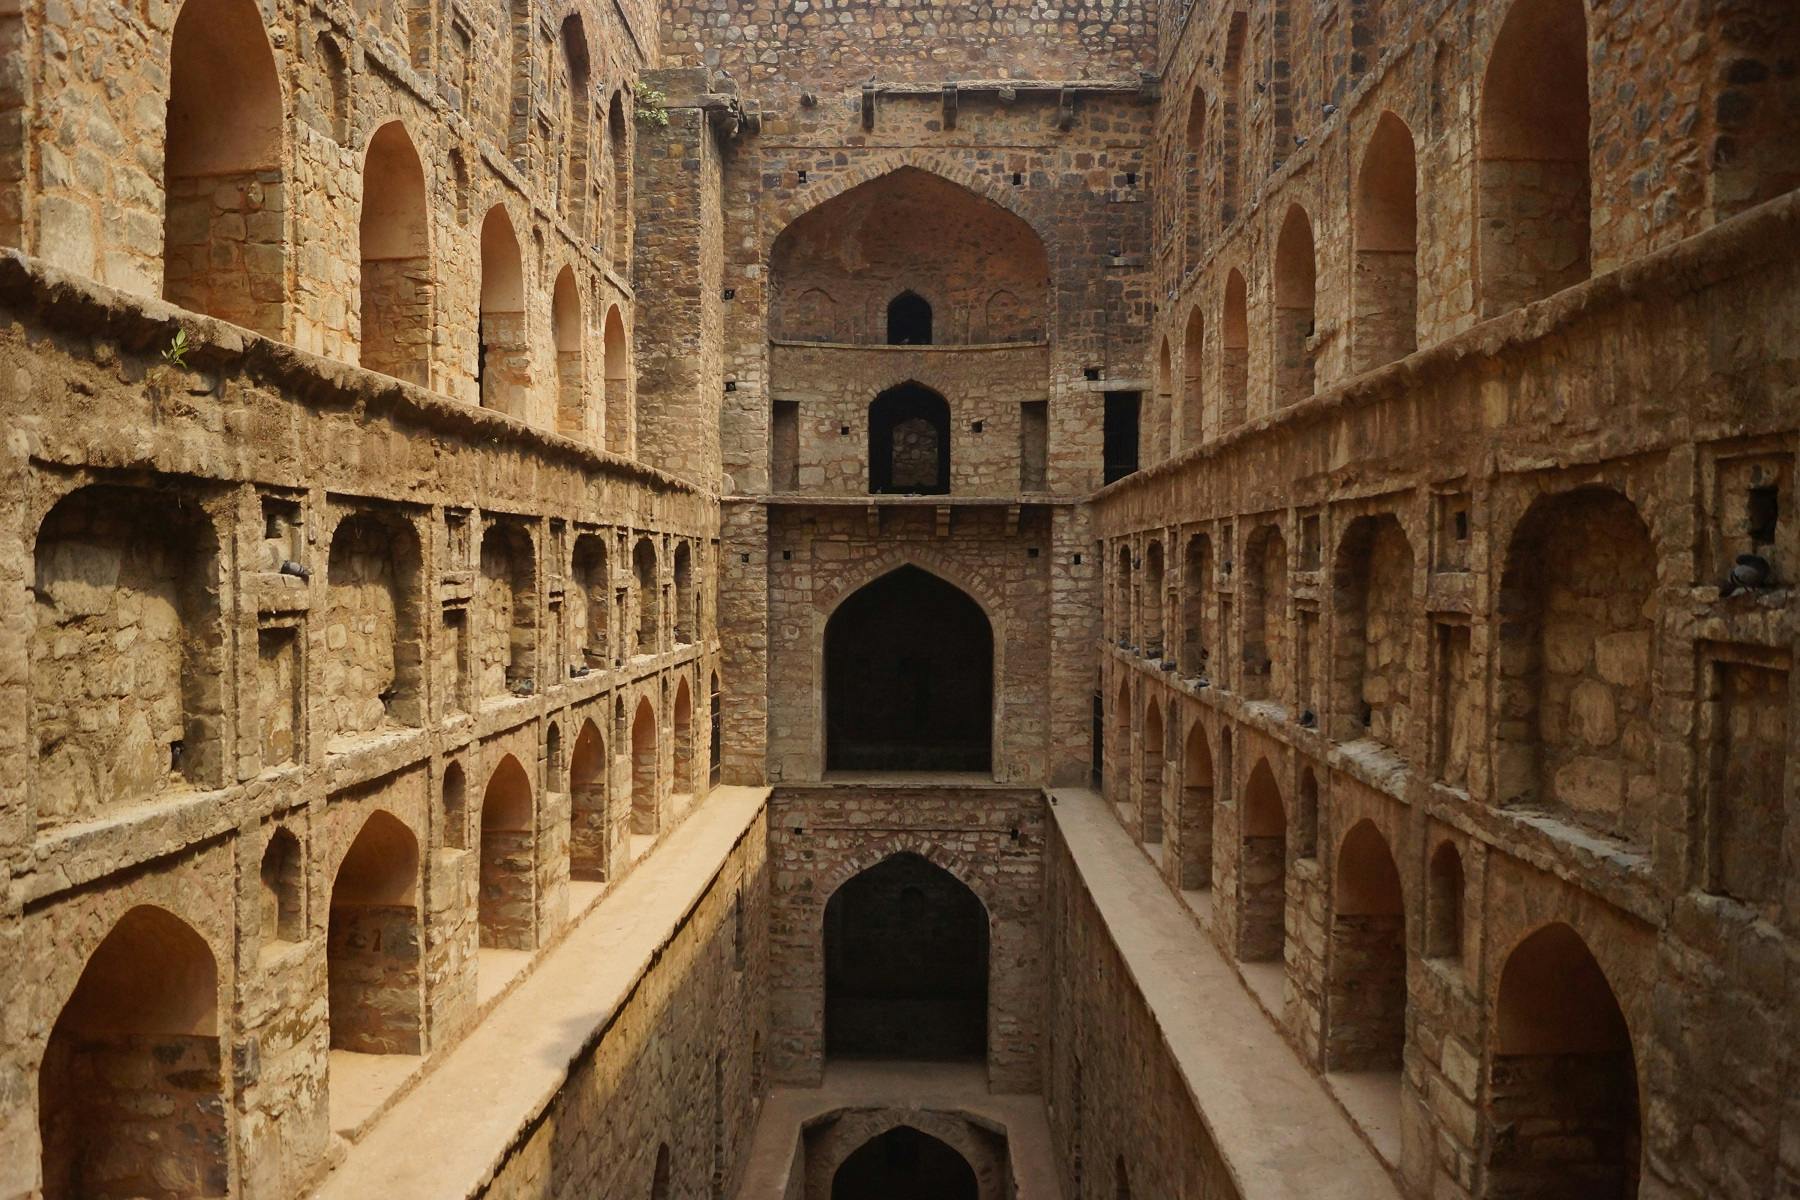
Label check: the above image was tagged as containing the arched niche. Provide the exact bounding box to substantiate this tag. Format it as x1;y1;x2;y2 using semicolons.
824;852;989;1062
824;565;993;773
769;167;1048;345
868;382;951;495
328;810;422;1054
479;755;535;950
359;122;431;385
830;1125;979;1200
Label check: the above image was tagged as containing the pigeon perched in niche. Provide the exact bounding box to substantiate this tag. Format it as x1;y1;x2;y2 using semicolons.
279;559;312;580
1724;553;1772;595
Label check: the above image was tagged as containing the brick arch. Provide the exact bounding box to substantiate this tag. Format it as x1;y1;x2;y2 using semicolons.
814;550;1005;630
812;838;1000;932
765;154;1045;254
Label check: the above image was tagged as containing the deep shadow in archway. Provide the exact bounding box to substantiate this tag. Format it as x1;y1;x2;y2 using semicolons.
831;1126;978;1200
825;853;988;1061
825;566;992;772
869;383;950;495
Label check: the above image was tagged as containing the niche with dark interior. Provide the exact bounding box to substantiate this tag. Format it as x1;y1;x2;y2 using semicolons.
887;291;933;345
824;853;988;1061
830;1126;979;1200
868;383;951;495
1103;391;1141;484
824;566;992;772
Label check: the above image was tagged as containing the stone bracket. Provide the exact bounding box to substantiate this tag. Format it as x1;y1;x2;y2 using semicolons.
934;505;952;537
861;83;876;130
942;84;958;130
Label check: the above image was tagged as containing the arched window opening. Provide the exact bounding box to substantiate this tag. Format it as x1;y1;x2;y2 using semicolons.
571;533;609;671
1184;88;1207;268
324;511;424;743
443;761;468;851
1331;514;1415;747
602;307;630;456
1222;269;1249;427
316;33;349;144
478;205;529;417
569;720;608;881
1353;113;1419;371
607;93;630;265
32;485;225;824
260;828;304;945
1140;699;1165;845
672;677;696;803
328;811;423;1053
162;0;284;337
1181;307;1206;449
1180;722;1215;890
1221;13;1247;221
1426;841;1464;960
1274;205;1318;408
1142;540;1166;658
1326;821;1407;1074
359;122;431;385
631;537;660;656
1496;488;1656;845
630;697;658;836
824;566;993;773
1478;0;1591;317
869;383;951;495
825;853;988;1060
545;721;564;793
1237;759;1286;962
1181;533;1211;677
832;1127;979;1200
40;907;224;1200
673;543;696;644
1242;524;1289;704
887;291;933;345
478;522;537;698
479;755;535;950
552;267;584;435
1296;767;1319;859
1489;924;1640;1199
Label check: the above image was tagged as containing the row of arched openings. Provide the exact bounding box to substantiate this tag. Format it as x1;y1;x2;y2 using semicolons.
40;676;720;1196
1151;0;1645;457
160;0;633;447
1106;709;1642;1196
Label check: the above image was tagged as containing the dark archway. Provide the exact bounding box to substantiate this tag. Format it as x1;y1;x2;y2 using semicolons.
831;1126;979;1200
825;853;988;1061
824;566;992;772
886;291;933;345
868;383;951;495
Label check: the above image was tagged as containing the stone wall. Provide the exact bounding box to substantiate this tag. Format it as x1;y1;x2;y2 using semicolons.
478;811;768;1200
766;786;1046;1093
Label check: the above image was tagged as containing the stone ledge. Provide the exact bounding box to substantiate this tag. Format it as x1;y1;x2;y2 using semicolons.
1047;786;1403;1200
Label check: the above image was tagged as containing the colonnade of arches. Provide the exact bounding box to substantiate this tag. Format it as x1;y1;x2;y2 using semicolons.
36;662;724;1194
150;0;636;444
1104;693;1642;1196
1144;0;1792;463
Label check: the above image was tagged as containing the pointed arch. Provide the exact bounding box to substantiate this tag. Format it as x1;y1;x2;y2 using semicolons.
1273;205;1317;407
1222;268;1249;427
552;266;584;435
329;810;423;1052
673;675;696;800
479;754;535;950
570;718;608;880
602;305;629;455
1180;721;1214;889
1237;758;1286;962
1184;87;1207;268
869;382;951;495
824;564;993;773
1181;306;1206;449
1478;0;1591;316
478;204;529;416
1327;820;1407;1073
1353;112;1418;370
630;695;658;835
40;906;225;1200
1140;697;1165;845
607;92;630;264
359;122;431;385
162;0;285;337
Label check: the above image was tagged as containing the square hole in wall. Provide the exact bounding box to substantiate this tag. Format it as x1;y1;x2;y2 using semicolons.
1299;511;1322;571
259;494;302;568
1708;447;1793;588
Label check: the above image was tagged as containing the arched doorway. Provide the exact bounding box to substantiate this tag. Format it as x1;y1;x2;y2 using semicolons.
824;566;992;772
831;1126;978;1200
886;291;932;344
1488;923;1640;1198
1326;821;1407;1074
40;906;226;1200
479;756;535;950
824;853;988;1061
868;383;951;495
